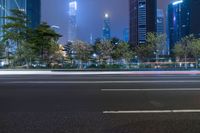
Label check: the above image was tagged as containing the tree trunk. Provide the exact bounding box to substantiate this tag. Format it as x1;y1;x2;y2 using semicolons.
184;55;187;69
196;58;198;69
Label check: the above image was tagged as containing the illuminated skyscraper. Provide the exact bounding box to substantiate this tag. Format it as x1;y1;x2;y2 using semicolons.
102;13;111;40
167;0;200;54
123;28;129;42
129;0;157;46
27;0;41;28
0;0;41;54
0;0;41;35
68;0;77;42
157;9;164;34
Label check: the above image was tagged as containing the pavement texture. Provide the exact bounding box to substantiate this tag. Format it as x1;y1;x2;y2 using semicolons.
0;74;200;132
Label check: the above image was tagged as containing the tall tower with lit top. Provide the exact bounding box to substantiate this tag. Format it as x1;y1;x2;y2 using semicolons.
68;0;77;42
102;13;111;40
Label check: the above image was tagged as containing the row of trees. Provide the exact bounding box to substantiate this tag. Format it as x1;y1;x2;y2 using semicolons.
1;10;200;69
63;33;167;69
0;9;62;68
70;33;200;69
174;35;200;68
64;40;134;69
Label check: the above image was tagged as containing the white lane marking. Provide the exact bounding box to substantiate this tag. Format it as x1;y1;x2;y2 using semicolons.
2;80;200;84
0;71;200;75
103;110;200;114
101;88;200;92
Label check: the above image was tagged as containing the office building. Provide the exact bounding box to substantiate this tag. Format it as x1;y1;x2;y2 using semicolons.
157;9;164;34
167;0;200;53
68;0;77;42
129;0;157;46
102;13;111;40
0;0;41;36
123;28;129;42
27;0;41;28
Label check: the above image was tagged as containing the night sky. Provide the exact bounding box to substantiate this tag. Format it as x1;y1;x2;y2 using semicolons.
42;0;170;44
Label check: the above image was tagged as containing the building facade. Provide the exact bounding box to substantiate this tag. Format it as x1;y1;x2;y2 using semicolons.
27;0;41;28
167;0;200;54
129;0;157;46
102;13;111;40
157;9;164;34
68;0;77;42
0;0;41;35
123;28;129;42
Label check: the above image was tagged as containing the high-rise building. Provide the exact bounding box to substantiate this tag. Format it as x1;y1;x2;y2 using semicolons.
102;13;111;40
0;0;7;36
157;9;164;34
0;0;41;34
167;0;200;53
123;28;129;42
68;0;77;42
129;0;157;46
27;0;41;28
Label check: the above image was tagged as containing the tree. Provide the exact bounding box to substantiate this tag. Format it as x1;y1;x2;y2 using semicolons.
189;38;200;68
112;42;134;65
173;35;194;69
15;41;36;68
0;43;5;59
29;22;61;63
72;40;92;68
156;34;167;55
2;9;29;45
136;44;154;62
49;43;66;68
111;37;120;45
64;41;74;65
95;40;114;64
146;33;166;63
179;35;194;69
173;43;184;64
2;9;29;65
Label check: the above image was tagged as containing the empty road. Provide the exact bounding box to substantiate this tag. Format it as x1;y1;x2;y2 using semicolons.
0;74;200;133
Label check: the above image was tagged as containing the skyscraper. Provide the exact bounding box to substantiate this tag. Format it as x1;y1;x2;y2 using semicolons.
102;13;111;40
0;0;7;36
129;0;157;46
0;0;41;32
68;0;77;42
27;0;41;28
123;28;129;42
167;0;200;53
157;9;164;34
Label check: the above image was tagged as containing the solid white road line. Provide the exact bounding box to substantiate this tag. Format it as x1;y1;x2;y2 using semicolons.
2;80;200;84
103;110;200;114
101;88;200;92
1;71;200;75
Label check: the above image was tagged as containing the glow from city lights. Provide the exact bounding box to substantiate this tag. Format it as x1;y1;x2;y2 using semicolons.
69;1;77;16
69;1;77;10
172;0;183;5
105;13;109;18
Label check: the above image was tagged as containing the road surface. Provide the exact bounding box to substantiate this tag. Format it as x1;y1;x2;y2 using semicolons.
0;74;200;133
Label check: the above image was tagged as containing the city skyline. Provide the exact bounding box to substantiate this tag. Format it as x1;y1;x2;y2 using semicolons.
42;0;170;44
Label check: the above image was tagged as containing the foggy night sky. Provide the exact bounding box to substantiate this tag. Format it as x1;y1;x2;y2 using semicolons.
42;0;170;44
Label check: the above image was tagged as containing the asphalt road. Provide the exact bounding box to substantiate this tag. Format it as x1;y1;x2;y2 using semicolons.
1;74;200;133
